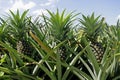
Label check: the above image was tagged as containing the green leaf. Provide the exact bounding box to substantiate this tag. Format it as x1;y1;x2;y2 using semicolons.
62;44;88;80
0;41;24;67
0;71;4;76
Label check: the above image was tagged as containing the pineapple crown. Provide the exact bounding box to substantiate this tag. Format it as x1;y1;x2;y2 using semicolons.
44;9;79;42
6;10;30;41
80;13;105;40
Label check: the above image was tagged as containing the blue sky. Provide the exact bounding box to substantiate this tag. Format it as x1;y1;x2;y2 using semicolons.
0;0;120;25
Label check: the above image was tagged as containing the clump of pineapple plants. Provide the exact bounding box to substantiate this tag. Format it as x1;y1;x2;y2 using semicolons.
0;9;120;80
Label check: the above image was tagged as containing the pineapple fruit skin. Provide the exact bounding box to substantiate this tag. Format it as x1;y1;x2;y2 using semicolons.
16;39;41;61
90;41;104;63
59;46;67;60
17;40;32;55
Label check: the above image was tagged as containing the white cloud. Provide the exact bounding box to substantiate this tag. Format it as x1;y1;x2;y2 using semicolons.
25;1;36;9
117;15;120;20
9;0;36;11
32;9;48;16
40;0;56;7
10;0;14;4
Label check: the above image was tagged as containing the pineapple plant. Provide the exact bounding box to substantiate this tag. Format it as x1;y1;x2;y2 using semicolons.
80;13;105;63
6;10;33;59
104;21;120;79
0;9;120;80
44;9;78;61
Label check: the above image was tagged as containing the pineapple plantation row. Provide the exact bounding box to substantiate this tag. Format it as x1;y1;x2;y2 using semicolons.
0;9;120;80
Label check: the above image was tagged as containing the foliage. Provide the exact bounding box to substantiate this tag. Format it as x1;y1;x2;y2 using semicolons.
0;9;120;80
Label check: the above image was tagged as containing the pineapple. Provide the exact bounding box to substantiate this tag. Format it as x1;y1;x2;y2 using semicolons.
59;46;67;60
16;39;32;55
46;9;77;61
80;13;105;63
90;41;104;63
7;10;33;58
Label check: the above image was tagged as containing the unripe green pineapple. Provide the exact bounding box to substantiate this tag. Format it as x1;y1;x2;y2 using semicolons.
16;39;32;55
16;39;41;61
80;13;105;63
90;41;104;63
59;46;67;60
